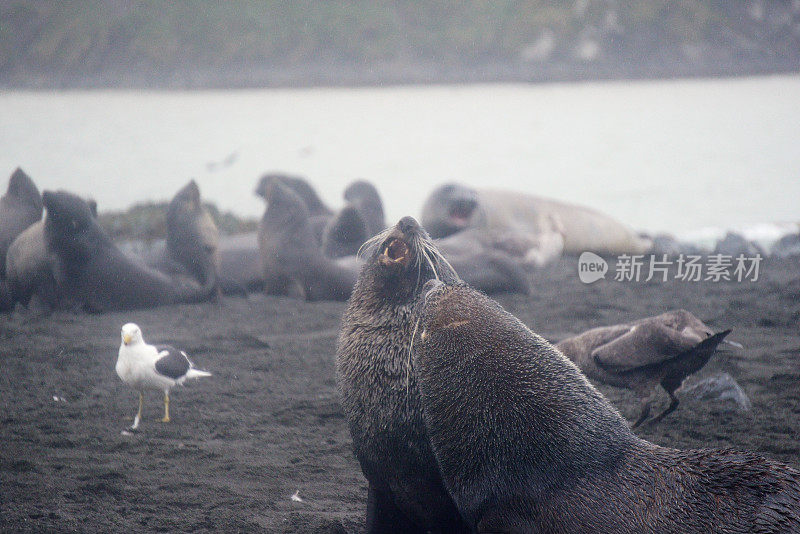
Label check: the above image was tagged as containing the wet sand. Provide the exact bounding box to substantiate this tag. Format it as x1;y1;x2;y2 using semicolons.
1;257;798;532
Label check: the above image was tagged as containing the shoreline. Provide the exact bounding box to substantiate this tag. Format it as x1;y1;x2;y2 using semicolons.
4;61;799;91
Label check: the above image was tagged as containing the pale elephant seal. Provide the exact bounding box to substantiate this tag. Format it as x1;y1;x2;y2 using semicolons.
421;183;651;258
414;281;800;533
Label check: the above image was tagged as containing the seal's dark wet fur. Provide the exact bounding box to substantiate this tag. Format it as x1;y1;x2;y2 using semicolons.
336;216;468;533
415;282;800;533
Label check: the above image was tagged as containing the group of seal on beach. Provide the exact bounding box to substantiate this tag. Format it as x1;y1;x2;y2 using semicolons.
337;216;800;533
0;169;219;312
0;168;681;311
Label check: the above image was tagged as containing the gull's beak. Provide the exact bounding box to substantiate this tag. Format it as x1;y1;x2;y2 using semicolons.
123;333;132;345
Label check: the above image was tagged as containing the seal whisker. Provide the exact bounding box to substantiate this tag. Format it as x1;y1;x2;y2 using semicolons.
357;228;393;259
418;240;440;282
420;237;458;283
406;316;421;404
429;243;457;281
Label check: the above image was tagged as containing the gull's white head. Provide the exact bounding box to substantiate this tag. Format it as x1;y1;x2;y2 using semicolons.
121;323;144;346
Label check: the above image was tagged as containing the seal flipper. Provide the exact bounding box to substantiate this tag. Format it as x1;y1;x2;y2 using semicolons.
366;485;428;534
7;168;42;211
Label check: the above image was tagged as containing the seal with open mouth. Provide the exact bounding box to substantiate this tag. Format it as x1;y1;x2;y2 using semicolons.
336;216;469;533
422;182;651;259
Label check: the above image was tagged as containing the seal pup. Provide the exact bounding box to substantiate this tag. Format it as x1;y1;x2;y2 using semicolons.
415;281;800;533
337;216;469;533
255;172;332;244
555;310;732;427
0;168;43;275
43;190;218;312
257;179;357;301
117;323;211;430
421;182;651;256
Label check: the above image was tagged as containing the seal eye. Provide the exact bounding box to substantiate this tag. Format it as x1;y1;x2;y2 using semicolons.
384;239;409;263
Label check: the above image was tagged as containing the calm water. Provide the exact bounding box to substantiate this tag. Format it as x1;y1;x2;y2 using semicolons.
1;75;798;236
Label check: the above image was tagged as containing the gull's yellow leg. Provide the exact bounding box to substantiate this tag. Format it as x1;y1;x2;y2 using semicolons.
161;391;170;423
131;392;143;430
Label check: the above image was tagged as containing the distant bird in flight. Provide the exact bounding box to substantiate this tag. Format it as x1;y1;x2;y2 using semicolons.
116;323;211;430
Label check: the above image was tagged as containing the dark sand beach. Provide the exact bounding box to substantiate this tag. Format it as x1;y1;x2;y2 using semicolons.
1;256;798;532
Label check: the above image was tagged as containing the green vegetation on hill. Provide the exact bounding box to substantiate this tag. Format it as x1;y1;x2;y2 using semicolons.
98;201;257;242
1;1;798;87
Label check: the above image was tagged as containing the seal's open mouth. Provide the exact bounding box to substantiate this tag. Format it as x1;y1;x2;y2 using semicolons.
448;199;476;225
380;238;410;266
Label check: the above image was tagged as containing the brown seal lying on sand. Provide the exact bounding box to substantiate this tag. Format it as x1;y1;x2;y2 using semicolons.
337;216;469;533
415;281;800;533
555;310;732;427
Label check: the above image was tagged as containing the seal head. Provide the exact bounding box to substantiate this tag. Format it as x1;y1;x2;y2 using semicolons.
421;183;480;239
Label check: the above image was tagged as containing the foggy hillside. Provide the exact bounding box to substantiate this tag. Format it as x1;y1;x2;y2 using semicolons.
2;0;799;88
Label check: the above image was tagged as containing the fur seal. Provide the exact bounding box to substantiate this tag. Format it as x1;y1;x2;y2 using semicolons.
321;204;369;259
337;216;469;533
322;180;386;259
255;172;332;244
0;168;43;276
445;247;530;295
555;310;732;427
257;179;357;301
218;231;263;294
421;183;651;257
415;281;800;533
4;199;96;309
42;190;217;312
136;180;219;290
4;220;55;307
343;180;385;237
